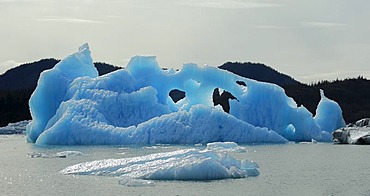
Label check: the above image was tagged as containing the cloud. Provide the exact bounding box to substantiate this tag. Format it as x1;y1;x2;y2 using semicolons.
182;0;281;9
0;0;45;3
302;22;347;28
0;0;33;2
255;25;294;30
0;60;20;74
33;17;104;24
300;70;370;82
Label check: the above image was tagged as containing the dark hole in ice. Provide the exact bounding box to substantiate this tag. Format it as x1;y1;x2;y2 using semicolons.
169;89;186;103
212;88;238;113
236;81;246;86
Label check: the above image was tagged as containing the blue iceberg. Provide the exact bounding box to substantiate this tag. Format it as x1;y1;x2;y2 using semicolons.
26;44;345;145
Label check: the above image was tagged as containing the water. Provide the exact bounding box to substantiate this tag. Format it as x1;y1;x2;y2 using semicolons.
1;135;370;196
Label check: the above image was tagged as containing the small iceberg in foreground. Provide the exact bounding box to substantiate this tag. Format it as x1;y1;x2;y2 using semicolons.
60;142;259;185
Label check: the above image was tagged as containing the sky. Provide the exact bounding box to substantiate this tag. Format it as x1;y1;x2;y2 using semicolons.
0;0;369;83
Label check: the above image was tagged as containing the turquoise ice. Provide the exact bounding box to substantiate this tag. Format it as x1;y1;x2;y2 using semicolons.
26;44;345;145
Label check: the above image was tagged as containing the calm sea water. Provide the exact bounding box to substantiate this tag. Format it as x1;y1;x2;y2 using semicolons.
1;135;370;196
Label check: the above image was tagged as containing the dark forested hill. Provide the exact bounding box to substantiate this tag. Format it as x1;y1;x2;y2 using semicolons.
0;59;58;90
219;62;301;86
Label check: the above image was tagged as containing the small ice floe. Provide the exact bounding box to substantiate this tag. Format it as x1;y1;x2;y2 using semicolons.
205;142;247;153
28;151;84;158
142;145;171;150
60;142;259;186
118;178;156;187
0;120;30;135
332;118;370;144
299;139;318;144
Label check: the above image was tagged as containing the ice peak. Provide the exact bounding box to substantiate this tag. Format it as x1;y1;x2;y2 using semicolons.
78;43;90;53
126;56;162;77
319;89;326;100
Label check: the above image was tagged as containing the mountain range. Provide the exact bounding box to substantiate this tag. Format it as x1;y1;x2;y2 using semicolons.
0;58;369;127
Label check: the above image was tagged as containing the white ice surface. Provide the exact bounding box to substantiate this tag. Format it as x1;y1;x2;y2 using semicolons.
60;142;259;182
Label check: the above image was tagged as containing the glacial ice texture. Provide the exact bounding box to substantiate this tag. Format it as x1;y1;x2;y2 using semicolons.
332;118;370;144
26;44;345;145
0;120;30;134
60;142;259;182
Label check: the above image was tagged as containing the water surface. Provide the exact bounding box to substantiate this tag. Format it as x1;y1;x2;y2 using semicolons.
1;135;369;196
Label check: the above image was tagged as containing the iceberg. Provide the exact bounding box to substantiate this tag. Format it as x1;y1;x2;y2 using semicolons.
60;142;259;183
204;141;247;153
332;118;370;144
26;44;345;145
0;120;30;135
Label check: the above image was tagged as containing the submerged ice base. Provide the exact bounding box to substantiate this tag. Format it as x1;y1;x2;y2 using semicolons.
26;44;345;145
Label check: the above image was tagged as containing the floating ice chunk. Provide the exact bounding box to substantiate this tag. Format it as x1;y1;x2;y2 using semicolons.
241;160;260;177
61;142;259;182
205;142;247;153
0;120;30;135
118;178;155;187
55;151;85;157
28;151;85;158
299;139;318;144
332;122;370;144
355;118;370;127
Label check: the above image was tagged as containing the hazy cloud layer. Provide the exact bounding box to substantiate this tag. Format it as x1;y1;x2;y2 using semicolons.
181;0;281;9
302;22;347;28
33;18;104;24
1;0;369;83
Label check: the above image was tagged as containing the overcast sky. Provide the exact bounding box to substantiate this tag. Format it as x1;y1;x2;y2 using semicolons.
1;0;369;83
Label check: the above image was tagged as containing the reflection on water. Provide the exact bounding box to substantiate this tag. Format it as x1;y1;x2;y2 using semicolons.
1;135;370;196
